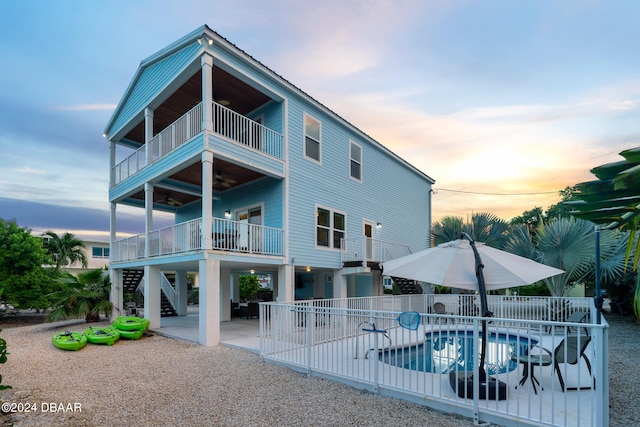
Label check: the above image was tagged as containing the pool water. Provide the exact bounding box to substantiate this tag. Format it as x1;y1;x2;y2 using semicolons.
379;330;535;375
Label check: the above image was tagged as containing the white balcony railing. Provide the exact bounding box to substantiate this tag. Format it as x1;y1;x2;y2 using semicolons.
148;103;203;163
213;102;283;159
341;237;412;265
111;102;283;187
212;217;283;255
112;103;203;186
110;217;284;262
148;218;203;257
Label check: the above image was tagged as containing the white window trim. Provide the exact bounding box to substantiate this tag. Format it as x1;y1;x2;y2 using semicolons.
349;140;362;183
303;112;322;164
315;204;347;251
91;246;110;259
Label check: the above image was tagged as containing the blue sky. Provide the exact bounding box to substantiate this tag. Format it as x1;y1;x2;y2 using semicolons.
1;0;639;240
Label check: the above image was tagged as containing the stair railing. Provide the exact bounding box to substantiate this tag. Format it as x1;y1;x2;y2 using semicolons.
160;273;178;311
134;274;178;312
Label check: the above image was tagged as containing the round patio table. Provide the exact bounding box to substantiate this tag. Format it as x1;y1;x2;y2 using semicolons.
513;354;552;394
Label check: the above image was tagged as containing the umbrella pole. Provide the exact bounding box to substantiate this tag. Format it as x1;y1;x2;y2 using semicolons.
461;233;492;380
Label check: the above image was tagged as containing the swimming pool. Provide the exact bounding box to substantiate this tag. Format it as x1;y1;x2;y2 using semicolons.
379;330;535;375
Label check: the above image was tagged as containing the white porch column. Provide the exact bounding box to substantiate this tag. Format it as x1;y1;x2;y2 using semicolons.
144;183;154;257
175;270;189;316
231;272;240;302
201;151;213;249
371;270;383;296
220;267;231;321
144;107;154;164
201;55;213;132
109;202;116;247
277;264;294;302
144;265;162;329
348;275;356;298
333;269;347;300
199;257;220;346
109;268;123;320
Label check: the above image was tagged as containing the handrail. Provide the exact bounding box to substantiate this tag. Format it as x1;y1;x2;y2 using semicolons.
341;237;412;264
112;103;203;186
111;101;283;187
110;217;284;262
160;273;178;310
212;102;283;159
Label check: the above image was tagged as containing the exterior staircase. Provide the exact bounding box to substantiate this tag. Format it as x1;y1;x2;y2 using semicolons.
391;277;423;294
122;269;144;293
122;269;177;317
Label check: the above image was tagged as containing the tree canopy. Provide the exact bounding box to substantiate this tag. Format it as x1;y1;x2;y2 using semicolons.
41;231;88;270
0;219;55;310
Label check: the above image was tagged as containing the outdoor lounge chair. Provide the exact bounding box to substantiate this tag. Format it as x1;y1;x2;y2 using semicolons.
432;302;449;323
565;311;590;335
523;335;594;392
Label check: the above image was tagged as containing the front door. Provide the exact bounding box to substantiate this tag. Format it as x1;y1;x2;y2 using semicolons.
364;221;375;261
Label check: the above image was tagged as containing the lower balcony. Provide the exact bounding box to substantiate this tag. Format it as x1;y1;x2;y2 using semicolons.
111;217;284;263
341;237;412;268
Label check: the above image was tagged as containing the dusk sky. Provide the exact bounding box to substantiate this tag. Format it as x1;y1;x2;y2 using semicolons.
1;1;639;241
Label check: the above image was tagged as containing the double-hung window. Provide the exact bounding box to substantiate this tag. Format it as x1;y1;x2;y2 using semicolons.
316;207;346;249
350;141;362;181
304;114;321;162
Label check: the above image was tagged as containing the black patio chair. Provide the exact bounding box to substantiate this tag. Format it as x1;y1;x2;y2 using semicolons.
524;335;595;392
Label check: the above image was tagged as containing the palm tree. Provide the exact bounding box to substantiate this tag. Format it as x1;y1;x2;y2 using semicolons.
432;213;510;248
467;212;511;249
47;268;112;323
432;216;464;245
505;217;629;296
41;231;87;270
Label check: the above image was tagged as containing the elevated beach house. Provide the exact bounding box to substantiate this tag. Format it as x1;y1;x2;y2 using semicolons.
104;25;434;345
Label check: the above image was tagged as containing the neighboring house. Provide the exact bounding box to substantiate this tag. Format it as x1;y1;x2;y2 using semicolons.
69;240;110;274
104;25;434;346
39;235;110;275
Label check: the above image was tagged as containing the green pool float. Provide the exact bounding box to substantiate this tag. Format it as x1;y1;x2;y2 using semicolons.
84;326;120;346
112;316;149;332
52;331;88;351
117;328;144;340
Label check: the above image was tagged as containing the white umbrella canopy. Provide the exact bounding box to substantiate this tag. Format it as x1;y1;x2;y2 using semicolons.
382;238;564;290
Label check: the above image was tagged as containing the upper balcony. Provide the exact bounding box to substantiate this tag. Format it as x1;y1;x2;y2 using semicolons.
112;101;283;187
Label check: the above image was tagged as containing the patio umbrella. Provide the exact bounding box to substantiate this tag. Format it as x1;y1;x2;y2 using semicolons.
381;236;564;293
382;233;564;389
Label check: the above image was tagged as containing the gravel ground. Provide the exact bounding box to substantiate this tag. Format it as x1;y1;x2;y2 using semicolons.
0;314;637;426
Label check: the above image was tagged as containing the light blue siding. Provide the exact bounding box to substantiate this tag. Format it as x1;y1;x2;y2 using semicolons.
208;134;285;177
175;178;283;229
111;43;201;137
285;94;432;269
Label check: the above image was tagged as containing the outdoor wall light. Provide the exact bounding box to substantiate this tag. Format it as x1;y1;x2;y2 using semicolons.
224;210;231;218
197;37;213;46
376;222;382;229
306;266;311;272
